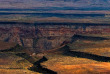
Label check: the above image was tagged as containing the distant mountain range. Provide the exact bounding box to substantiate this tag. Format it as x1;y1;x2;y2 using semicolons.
0;0;110;10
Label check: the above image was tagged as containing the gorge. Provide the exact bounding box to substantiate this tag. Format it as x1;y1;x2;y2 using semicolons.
0;22;110;53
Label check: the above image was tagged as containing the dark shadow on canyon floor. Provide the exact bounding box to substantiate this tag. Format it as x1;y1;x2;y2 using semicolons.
61;45;110;62
16;53;57;74
28;56;57;74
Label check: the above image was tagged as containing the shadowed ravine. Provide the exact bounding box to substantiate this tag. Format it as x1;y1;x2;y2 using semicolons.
29;56;57;74
66;51;110;62
16;53;57;74
62;45;110;62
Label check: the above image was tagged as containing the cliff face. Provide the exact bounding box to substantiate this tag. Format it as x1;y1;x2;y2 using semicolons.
0;24;110;52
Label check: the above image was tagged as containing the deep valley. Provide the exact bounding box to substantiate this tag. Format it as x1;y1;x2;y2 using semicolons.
1;22;110;74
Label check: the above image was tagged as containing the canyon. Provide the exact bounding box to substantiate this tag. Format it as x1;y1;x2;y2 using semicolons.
0;22;110;53
1;0;110;74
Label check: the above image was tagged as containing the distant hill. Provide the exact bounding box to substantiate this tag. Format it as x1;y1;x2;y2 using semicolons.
0;0;110;10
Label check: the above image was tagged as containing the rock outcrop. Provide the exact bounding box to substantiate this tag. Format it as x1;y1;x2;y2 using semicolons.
0;23;110;52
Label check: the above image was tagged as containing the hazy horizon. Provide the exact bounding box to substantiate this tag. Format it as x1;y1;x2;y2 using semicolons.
0;0;110;10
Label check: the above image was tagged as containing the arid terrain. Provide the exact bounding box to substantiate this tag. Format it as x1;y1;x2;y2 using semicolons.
1;0;110;74
1;22;110;74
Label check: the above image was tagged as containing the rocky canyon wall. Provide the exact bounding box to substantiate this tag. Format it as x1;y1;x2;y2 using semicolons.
0;23;110;52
